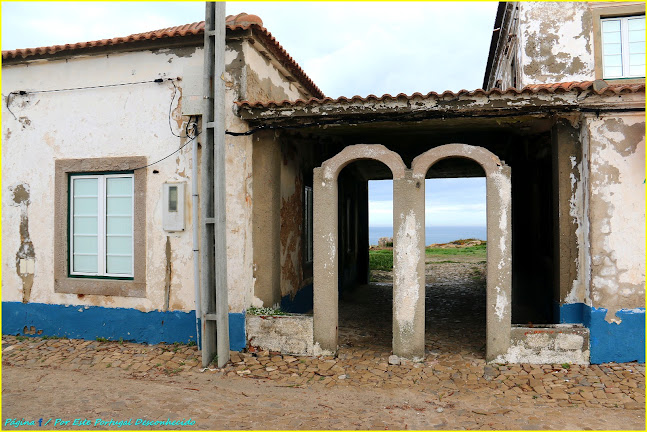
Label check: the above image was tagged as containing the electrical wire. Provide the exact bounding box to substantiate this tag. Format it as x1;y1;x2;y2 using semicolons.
132;131;201;171
5;77;173;121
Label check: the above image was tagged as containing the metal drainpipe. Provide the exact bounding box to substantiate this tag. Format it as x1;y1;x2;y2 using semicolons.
192;132;201;348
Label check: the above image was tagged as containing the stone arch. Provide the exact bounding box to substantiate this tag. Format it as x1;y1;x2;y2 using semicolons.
411;143;512;361
313;145;407;354
320;144;407;182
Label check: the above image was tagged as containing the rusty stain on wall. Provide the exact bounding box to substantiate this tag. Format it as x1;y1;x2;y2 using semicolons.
280;157;304;298
11;183;35;303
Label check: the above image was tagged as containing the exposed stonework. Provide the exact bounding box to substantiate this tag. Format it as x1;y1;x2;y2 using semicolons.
495;325;590;365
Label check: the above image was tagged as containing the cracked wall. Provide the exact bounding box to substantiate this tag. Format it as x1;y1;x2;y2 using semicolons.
586;114;645;322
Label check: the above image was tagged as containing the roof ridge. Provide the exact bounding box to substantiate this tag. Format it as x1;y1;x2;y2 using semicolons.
2;17;324;99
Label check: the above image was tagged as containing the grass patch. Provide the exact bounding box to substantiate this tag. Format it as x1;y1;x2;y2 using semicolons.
369;248;394;271
369;242;486;271
425;243;486;257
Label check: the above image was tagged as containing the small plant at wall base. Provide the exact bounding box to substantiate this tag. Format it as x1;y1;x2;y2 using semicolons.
247;306;290;316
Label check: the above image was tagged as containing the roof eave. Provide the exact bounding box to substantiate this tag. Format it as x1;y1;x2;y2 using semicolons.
236;89;645;126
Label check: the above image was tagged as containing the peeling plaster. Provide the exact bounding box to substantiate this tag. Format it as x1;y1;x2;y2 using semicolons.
10;183;35;303
519;2;594;84
587;115;645;322
393;209;421;333
495;286;507;321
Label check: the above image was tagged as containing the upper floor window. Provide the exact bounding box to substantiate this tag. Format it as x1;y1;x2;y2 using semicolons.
601;15;645;79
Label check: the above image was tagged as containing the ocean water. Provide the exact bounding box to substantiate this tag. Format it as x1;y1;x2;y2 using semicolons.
369;226;486;246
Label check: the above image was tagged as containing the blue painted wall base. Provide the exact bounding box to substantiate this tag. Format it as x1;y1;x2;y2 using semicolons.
280;284;313;314
559;303;645;364
2;302;247;351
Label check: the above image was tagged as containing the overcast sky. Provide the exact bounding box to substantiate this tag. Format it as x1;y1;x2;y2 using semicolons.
2;1;496;227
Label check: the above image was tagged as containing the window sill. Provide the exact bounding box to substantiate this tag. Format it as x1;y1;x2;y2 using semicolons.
600;77;645;85
55;277;145;297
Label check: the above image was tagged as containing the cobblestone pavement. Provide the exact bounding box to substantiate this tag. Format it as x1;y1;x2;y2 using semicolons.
2;263;645;429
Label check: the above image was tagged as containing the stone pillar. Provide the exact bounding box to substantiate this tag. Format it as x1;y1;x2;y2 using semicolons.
551;120;583;317
252;134;281;307
313;167;338;352
392;170;426;359
486;164;512;362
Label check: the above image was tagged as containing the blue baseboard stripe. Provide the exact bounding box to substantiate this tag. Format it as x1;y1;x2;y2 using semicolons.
2;302;247;351
559;303;645;364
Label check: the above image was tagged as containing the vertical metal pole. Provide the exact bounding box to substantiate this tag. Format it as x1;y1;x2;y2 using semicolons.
200;1;229;368
212;1;230;368
200;2;216;368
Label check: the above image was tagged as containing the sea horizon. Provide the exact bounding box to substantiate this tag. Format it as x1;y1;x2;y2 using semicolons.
369;225;487;246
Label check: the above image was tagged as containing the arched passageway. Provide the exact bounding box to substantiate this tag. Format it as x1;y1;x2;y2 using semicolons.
314;143;512;362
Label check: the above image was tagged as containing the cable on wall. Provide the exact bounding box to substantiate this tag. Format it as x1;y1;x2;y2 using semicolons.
5;77;174;120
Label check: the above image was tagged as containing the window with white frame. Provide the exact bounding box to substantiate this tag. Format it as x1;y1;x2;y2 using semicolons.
601;15;645;79
70;173;134;278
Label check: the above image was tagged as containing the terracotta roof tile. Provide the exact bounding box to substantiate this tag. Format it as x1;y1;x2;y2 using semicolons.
236;81;645;108
2;14;324;99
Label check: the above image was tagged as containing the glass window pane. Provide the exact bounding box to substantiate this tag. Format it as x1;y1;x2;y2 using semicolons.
106;256;132;275
73;216;98;235
629;64;645;76
604;66;623;78
106;236;133;255
628;17;645;31
603;31;621;44
604;43;622;55
106;216;132;235
73;178;98;196
73;255;98;273
628;29;646;44
629;53;645;66
602;19;621;33
73;197;98;216
604;54;622;67
106;197;132;215
106;177;132;196
629;41;645;54
73;236;98;254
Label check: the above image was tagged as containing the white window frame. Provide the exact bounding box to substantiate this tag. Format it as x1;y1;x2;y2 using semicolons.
601;15;645;79
69;173;135;278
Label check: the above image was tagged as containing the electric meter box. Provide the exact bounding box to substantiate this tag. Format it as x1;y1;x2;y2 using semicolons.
162;182;185;231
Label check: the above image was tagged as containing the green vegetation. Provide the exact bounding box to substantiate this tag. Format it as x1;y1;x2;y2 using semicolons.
41;335;68;340
425;243;486;257
368;248;394;271
368;240;487;271
96;337;109;342
247;306;290;316
15;335;28;342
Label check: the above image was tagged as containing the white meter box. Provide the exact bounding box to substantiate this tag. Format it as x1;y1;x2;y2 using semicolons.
163;182;185;231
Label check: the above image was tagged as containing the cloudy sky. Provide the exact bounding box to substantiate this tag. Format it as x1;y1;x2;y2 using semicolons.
2;1;497;227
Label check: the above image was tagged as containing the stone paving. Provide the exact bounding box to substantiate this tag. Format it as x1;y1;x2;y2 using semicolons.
2;259;645;426
2;335;644;411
